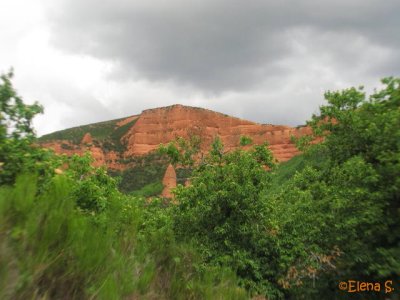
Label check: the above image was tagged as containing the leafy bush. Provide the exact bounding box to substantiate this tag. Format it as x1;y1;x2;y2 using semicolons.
130;181;164;197
267;77;400;298
0;70;48;185
171;138;280;296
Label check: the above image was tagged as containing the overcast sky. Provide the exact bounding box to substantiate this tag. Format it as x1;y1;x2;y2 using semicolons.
1;0;399;136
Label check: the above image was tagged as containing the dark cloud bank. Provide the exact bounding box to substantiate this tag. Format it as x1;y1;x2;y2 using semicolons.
49;0;399;92
41;0;400;130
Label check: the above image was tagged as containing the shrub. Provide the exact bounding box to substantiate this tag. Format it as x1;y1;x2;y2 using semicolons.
172;138;280;296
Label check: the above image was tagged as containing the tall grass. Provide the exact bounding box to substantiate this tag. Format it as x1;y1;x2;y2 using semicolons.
0;174;247;299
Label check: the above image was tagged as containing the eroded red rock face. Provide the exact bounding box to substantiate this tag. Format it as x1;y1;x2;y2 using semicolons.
42;104;312;169
162;164;177;198
81;132;93;145
41;140;125;169
122;104;311;162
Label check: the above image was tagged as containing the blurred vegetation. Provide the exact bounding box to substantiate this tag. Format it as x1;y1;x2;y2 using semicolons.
0;71;248;299
0;173;248;300
176;168;193;185
130;181;164;198
1;70;399;299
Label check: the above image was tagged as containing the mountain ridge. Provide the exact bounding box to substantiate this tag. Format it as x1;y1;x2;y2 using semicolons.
39;104;312;196
39;104;311;169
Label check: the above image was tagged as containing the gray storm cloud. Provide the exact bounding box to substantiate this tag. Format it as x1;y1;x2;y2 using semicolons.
3;0;394;136
47;0;400;93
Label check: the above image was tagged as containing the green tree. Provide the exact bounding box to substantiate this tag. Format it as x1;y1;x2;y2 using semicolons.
270;77;400;298
0;70;43;140
0;70;52;185
158;135;201;167
171;138;280;296
66;152;121;213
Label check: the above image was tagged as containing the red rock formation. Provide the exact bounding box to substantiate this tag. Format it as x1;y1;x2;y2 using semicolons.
162;164;177;198
41;105;313;171
41;141;125;170
41;141;83;157
81;132;93;144
123;104;311;162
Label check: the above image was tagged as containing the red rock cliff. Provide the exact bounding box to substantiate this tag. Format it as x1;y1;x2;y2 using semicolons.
162;164;177;198
122;104;311;162
41;104;312;169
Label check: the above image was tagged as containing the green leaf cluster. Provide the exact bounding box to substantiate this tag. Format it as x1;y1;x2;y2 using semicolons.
267;77;400;297
172;139;279;296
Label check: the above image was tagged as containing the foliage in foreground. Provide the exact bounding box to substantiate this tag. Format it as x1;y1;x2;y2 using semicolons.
0;174;247;300
0;70;247;299
1;70;399;299
269;78;400;298
170;139;280;296
164;78;400;299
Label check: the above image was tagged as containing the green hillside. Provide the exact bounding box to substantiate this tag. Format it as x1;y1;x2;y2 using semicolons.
39;117;138;152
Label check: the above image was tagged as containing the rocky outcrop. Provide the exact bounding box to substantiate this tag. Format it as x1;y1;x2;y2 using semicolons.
41;141;125;170
122;104;311;162
81;132;93;145
41;104;312;169
162;164;177;198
